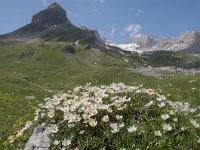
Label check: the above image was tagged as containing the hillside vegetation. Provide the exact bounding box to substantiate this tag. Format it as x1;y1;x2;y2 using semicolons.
0;41;200;149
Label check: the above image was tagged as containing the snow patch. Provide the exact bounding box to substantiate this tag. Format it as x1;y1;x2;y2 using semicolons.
108;42;142;54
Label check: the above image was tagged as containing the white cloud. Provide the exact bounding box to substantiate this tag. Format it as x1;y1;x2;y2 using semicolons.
41;0;48;5
93;0;105;3
111;26;116;34
106;25;116;39
100;0;105;3
124;24;142;38
136;9;144;17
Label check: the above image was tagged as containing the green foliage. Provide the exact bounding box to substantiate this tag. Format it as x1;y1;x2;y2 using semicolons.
0;42;200;149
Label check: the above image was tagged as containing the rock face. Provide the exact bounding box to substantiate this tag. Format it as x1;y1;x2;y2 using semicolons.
62;45;75;54
178;30;200;45
132;34;156;48
24;124;50;150
130;30;200;53
32;2;70;27
0;2;106;47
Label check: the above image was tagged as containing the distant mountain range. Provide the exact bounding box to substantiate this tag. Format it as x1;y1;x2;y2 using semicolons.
0;2;200;54
109;30;200;53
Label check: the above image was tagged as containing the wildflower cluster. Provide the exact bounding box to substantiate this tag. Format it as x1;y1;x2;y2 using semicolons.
7;83;200;149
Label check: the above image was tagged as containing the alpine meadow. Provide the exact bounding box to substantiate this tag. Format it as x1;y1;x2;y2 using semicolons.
0;1;200;150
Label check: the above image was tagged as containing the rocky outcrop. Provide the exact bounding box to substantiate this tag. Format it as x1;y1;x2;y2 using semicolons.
130;30;200;53
0;2;106;47
178;30;200;44
62;45;75;54
32;2;71;27
132;34;156;48
24;124;50;150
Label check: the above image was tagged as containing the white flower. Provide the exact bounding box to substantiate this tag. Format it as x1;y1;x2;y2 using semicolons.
68;115;76;123
53;140;60;145
158;102;165;108
79;130;85;134
161;114;170;120
190;119;200;128
68;124;75;128
41;113;46;118
197;138;200;144
110;123;117;129
116;115;123;120
154;130;162;137
98;104;108;110
47;110;55;118
162;123;172;131
16;131;23;138
173;118;178;122
102;115;109;122
50;124;59;133
62;138;71;147
111;127;120;133
145;101;154;107
90;109;98;116
127;125;137;132
181;127;185;131
119;122;125;128
110;123;120;133
156;95;166;101
169;110;176;115
89;119;97;127
107;107;113;113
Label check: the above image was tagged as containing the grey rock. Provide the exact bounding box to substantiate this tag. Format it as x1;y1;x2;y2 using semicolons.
32;2;71;27
24;124;50;150
62;45;75;54
131;30;200;53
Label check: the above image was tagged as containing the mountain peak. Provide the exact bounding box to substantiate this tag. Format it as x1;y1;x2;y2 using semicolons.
31;2;70;26
48;2;63;9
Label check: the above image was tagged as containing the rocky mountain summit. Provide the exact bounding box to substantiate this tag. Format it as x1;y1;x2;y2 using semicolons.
131;30;200;53
31;3;71;26
0;3;105;46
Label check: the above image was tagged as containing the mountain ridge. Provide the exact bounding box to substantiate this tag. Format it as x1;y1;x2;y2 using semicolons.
129;30;200;53
0;2;106;47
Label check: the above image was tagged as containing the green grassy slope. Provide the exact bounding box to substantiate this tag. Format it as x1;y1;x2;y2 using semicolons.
0;41;200;149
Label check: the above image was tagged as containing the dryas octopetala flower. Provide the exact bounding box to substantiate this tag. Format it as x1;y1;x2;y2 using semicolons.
116;115;123;120
173;118;178;122
107;107;113;113
68;124;75;128
89;119;97;127
145;101;154;107
47;110;55;118
53;140;60;145
161;114;170;120
111;127;120;133
158;102;165;108
190;119;200;128
110;123;120;133
119;122;125;128
127;125;137;132
50;124;59;133
154;130;162;137
89;109;98;116
102;115;109;122
79;130;85;134
156;95;166;101
197;138;200;144
162;123;172;131
62;138;71;147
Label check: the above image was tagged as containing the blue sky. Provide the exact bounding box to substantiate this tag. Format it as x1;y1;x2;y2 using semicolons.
0;0;200;43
